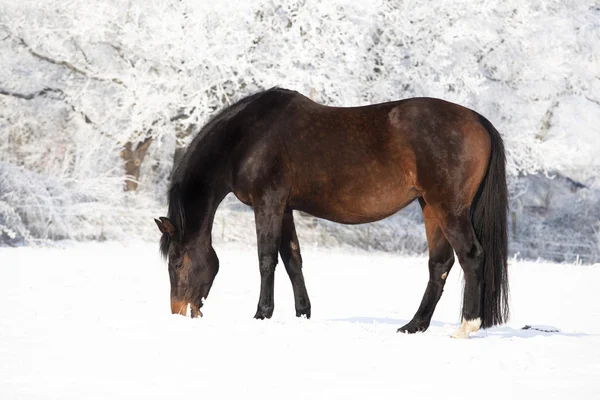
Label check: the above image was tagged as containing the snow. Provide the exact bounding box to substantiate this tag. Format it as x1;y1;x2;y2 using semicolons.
1;241;599;399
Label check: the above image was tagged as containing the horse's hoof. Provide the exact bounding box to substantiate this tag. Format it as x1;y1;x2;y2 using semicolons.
253;308;274;320
450;318;481;339
397;321;429;334
295;307;311;319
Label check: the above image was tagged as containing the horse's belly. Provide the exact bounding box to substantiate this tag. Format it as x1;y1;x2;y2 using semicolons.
291;174;419;224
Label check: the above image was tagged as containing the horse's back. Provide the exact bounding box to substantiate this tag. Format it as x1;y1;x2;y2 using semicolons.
278;96;490;222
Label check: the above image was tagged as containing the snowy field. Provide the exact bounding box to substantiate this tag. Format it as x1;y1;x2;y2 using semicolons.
1;241;599;399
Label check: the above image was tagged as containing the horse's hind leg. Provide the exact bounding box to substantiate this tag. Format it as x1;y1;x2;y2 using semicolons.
436;211;484;338
398;199;455;334
280;210;311;318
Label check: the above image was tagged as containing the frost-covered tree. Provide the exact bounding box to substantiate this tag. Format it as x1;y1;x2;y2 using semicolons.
0;0;599;254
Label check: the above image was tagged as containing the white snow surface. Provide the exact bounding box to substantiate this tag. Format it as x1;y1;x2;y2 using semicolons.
1;241;599;399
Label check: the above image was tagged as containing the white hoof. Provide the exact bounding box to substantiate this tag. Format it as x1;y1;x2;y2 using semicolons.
451;318;481;339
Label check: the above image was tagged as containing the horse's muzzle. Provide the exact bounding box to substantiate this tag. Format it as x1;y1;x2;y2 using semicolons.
171;299;203;318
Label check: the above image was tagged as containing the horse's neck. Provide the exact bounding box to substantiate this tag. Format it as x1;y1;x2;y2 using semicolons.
180;113;238;243
185;180;229;245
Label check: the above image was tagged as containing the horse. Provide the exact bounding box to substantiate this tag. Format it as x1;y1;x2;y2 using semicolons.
154;87;509;338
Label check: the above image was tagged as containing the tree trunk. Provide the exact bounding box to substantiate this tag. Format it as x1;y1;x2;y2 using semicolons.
120;137;153;191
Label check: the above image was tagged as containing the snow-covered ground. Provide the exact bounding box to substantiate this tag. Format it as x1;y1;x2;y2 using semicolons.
1;241;599;399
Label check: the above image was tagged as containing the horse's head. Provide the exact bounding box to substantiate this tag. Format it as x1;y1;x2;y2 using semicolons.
154;217;219;318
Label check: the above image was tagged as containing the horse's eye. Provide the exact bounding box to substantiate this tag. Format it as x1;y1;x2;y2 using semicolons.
174;261;183;270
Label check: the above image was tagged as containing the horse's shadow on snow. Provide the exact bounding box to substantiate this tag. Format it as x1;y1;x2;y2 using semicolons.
329;316;592;338
328;316;448;330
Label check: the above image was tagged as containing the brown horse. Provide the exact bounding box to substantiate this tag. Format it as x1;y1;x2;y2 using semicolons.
155;87;509;338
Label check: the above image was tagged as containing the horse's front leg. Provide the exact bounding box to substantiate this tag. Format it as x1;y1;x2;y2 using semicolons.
252;191;287;320
280;209;311;318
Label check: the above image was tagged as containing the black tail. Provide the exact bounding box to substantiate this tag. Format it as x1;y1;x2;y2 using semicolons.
471;114;510;328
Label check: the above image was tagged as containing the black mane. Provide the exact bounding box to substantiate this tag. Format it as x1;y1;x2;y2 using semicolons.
159;87;296;258
159;183;185;258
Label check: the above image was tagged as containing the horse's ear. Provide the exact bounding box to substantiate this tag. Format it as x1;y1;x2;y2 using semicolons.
155;217;176;237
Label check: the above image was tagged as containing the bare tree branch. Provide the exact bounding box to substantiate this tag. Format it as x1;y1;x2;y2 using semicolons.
0;87;93;124
19;37;91;76
73;40;91;65
94;41;136;68
93;40;182;74
9;35;127;87
170;113;190;122
0;87;63;100
585;96;600;107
